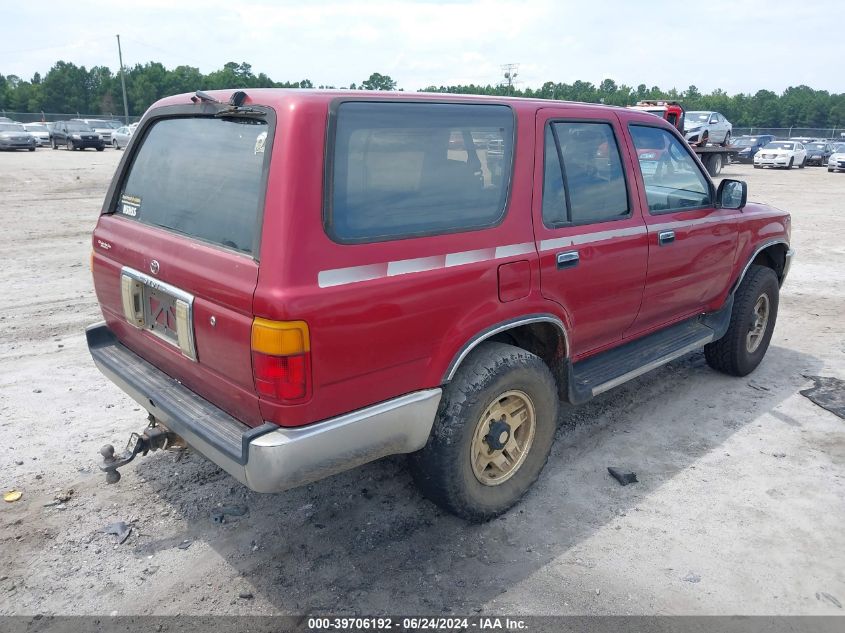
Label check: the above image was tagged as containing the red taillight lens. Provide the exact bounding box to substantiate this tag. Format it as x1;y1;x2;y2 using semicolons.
252;351;310;401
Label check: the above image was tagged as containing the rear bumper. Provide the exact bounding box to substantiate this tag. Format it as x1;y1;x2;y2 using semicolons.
782;248;795;286
86;323;441;492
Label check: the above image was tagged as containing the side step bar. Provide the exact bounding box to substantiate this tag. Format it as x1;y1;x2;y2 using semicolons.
568;299;732;404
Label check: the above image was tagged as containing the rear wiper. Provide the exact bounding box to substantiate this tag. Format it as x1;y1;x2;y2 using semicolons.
191;89;266;118
213;105;265;119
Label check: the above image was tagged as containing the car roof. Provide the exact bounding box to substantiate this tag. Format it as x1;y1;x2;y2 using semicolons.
149;88;665;123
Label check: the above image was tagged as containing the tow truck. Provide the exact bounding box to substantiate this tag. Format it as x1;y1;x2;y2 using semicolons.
628;100;737;176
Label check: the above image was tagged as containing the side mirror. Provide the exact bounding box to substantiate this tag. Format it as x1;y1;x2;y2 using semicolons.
717;179;747;210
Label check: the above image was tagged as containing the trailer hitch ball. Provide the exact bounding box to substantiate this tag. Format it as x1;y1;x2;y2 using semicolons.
98;422;180;485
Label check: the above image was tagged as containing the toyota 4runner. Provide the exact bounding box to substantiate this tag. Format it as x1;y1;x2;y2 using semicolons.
88;89;793;521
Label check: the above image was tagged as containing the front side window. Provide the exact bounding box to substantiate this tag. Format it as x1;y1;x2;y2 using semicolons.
116;116;270;255
629;125;711;213
327;102;514;243
542;121;629;226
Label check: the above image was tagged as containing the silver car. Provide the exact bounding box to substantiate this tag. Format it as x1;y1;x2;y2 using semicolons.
0;122;37;151
112;125;134;149
23;123;51;146
683;111;732;147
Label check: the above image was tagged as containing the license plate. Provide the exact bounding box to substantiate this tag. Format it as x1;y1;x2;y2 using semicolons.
143;284;180;345
120;267;197;360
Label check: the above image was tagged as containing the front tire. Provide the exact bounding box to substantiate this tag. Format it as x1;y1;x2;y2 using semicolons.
786;158;793;169
408;342;559;522
798;158;805;168
66;139;74;151
705;265;779;377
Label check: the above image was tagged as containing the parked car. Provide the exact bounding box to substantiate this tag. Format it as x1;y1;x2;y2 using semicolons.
23;123;51;146
804;142;833;166
50;121;105;151
731;135;775;163
828;144;845;172
683;111;732;146
0;122;37;151
72;118;121;145
753;141;807;169
88;90;792;521
111;125;133;149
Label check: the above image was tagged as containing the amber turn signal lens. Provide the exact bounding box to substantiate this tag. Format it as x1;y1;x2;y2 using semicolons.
251;318;310;356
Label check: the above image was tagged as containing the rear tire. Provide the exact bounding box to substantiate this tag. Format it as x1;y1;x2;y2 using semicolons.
721;131;731;147
705;265;779;377
408;342;559;522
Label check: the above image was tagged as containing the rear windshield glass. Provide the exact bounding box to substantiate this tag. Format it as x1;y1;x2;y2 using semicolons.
327;102;514;243
115;116;269;255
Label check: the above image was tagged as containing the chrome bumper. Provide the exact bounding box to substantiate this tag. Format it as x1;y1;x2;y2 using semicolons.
782;248;795;285
86;323;441;493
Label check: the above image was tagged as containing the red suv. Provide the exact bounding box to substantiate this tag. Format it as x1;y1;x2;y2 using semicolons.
88;90;793;521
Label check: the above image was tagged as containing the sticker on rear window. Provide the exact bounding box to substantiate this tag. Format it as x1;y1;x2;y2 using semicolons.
254;131;267;155
119;194;141;218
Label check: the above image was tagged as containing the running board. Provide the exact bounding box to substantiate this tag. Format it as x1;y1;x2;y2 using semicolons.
568;300;732;405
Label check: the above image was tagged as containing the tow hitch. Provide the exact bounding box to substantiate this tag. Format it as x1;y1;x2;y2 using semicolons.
99;417;182;484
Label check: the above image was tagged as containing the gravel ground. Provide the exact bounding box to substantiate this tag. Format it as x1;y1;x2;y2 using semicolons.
0;148;843;616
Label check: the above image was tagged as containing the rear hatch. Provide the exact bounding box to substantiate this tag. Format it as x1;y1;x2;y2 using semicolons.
91;106;274;427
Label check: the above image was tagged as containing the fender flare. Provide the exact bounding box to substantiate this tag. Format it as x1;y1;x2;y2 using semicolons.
442;313;569;383
729;239;789;295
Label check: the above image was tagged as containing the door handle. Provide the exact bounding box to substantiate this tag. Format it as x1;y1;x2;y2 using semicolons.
658;230;675;246
556;251;580;269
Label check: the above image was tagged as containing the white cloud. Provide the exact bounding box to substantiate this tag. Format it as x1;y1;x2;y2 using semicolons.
1;0;842;94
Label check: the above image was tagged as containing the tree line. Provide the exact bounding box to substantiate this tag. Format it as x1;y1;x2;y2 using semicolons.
1;60;843;129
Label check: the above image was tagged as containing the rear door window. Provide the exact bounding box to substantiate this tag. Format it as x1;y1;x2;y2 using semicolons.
115;116;270;255
542;121;630;226
326;102;514;243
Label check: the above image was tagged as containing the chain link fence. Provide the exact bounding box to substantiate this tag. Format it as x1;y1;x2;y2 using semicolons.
734;127;845;141
0;110;141;124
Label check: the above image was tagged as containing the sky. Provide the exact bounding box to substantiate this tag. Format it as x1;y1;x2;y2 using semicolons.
2;0;843;95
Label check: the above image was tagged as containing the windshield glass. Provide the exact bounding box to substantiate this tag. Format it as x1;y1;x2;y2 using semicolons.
764;142;794;150
116;116;270;255
834;144;845;153
807;143;826;150
67;122;94;132
685;112;710;123
0;123;26;132
24;124;48;132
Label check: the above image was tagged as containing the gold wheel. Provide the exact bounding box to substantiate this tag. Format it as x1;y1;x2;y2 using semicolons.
746;293;770;353
470;390;536;486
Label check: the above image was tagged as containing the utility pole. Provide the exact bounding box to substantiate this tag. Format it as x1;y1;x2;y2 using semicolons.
116;34;129;123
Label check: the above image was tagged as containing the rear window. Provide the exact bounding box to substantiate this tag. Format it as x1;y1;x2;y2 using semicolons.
326;101;514;243
115;116;269;255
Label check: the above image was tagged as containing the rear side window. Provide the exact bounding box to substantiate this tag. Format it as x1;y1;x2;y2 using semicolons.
326;102;514;243
542;121;629;226
116;117;270;255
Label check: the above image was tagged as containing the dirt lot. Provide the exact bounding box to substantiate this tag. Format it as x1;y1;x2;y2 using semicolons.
0;148;843;617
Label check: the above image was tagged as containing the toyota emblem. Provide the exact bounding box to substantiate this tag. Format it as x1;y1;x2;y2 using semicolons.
149;260;160;275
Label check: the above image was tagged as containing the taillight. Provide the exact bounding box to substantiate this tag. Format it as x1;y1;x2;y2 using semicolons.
251;319;311;403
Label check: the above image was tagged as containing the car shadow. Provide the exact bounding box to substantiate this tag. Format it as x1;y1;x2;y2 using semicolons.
132;344;820;614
